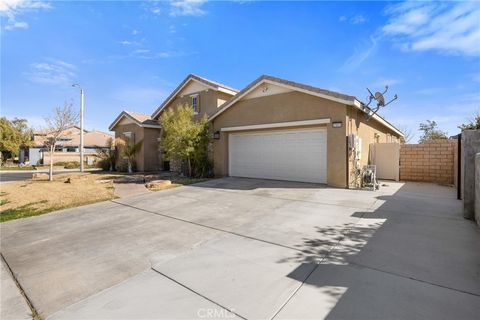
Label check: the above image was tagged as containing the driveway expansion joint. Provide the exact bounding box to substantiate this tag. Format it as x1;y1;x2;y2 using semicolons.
151;267;247;320
1;253;38;319
111;200;316;254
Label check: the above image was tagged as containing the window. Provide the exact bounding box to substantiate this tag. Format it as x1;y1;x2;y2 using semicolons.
191;95;199;114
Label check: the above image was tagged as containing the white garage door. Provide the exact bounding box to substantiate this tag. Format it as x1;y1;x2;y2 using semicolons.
228;128;327;183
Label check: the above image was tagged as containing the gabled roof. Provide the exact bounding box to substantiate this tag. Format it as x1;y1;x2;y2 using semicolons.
151;74;239;119
32;129;113;148
61;131;114;147
209;75;403;137
108;110;161;131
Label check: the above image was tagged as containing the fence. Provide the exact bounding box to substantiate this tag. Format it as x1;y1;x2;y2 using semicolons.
43;152;99;165
399;140;457;185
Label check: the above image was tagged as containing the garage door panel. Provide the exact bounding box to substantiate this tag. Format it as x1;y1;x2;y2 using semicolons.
228;128;327;183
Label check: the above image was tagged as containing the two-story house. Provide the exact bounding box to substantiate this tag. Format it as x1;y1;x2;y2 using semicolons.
108;74;238;172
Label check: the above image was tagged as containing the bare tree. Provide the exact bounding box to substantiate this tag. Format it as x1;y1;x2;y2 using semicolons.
399;126;414;143
44;103;79;181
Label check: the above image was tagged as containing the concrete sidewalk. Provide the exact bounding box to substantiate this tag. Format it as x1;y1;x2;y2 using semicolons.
1;258;31;320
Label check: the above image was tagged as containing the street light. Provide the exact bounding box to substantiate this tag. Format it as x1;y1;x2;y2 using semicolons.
72;83;84;172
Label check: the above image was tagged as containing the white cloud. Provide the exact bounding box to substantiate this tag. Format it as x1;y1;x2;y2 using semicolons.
341;36;378;71
5;20;28;29
25;59;76;86
382;1;480;56
129;49;184;59
0;0;50;30
170;0;207;17
339;14;366;25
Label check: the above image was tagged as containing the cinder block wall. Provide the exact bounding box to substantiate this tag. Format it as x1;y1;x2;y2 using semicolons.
400;140;457;185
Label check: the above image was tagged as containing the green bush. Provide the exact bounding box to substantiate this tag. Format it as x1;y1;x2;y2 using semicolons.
96;159;111;171
65;161;80;169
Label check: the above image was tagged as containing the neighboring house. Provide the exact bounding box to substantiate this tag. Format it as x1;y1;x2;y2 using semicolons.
109;75;238;171
109;74;403;187
21;126;113;165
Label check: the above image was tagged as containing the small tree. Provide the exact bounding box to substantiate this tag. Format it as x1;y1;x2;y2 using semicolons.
458;112;480;131
0;117;33;162
418;120;448;143
116;137;143;173
44;103;79;181
160;104;211;177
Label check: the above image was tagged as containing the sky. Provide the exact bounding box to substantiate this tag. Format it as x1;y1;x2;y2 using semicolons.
1;0;479;142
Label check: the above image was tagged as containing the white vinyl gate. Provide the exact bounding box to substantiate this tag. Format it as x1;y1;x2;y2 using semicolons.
228;128;327;183
369;142;400;181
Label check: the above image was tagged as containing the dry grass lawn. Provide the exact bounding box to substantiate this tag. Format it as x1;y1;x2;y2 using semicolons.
0;172;122;222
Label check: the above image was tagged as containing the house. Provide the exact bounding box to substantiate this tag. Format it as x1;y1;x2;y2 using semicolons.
109;75;238;171
22;126;113;165
109;74;403;187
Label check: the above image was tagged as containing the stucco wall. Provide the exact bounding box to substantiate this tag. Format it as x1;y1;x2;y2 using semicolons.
114;123;152;171
346;108;401;168
462;130;480;220
475;153;480;226
345;108;402;187
211;91;348;188
142;127;160;171
153;89;232;121
43;152;100;164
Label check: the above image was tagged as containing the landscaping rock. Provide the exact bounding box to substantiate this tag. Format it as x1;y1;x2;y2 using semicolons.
32;173;49;180
113;176;145;184
145;180;172;189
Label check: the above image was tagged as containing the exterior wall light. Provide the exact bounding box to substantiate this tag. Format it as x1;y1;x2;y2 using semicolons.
213;131;221;140
332;121;343;128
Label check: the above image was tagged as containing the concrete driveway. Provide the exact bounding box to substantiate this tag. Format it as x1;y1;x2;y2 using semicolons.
1;178;479;319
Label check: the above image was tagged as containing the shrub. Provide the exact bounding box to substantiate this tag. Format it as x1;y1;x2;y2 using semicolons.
116;159;136;172
53;161;80;169
96;159;110;171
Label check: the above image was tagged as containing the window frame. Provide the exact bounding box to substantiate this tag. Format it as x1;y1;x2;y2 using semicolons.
191;94;199;114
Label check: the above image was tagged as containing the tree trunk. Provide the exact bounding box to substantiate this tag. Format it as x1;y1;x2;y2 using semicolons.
49;145;54;181
187;157;192;177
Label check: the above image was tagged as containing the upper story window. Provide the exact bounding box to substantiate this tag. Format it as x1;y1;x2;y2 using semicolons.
191;95;199;114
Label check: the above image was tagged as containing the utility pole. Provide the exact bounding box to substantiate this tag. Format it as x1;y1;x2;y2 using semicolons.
72;84;84;172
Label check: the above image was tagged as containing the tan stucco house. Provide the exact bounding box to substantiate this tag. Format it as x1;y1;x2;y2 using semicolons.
22;126;113;165
109;74;403;187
